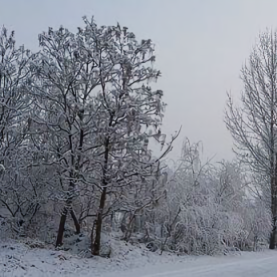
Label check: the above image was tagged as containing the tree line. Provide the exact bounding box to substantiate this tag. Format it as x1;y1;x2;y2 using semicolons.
0;17;275;256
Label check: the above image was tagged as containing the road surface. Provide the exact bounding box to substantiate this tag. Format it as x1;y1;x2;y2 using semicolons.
101;250;277;277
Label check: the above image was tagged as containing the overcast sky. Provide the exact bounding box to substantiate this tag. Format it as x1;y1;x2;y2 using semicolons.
1;0;277;162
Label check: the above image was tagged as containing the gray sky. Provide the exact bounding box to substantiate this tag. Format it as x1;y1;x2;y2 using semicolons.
1;0;277;162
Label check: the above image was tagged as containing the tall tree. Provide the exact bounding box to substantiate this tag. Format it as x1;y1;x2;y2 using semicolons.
225;30;277;249
23;16;178;253
30;24;106;246
0;26;41;233
81;18;177;255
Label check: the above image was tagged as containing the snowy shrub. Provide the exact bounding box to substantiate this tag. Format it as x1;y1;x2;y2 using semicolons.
149;139;272;255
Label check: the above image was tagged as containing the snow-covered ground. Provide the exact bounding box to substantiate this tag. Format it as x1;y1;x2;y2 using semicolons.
0;238;277;277
101;250;277;277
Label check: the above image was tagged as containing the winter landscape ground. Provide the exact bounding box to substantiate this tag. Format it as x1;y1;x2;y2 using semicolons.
0;239;276;277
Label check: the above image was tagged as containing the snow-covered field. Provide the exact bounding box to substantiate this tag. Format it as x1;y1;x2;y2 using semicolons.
0;239;277;277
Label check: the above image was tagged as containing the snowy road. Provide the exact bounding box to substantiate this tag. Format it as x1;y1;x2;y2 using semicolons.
100;250;277;277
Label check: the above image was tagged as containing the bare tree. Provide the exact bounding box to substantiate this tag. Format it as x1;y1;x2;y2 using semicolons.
225;30;277;249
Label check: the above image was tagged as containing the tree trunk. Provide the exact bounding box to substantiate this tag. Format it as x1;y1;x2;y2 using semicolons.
123;213;135;241
269;157;277;249
91;136;110;256
92;187;107;255
90;219;96;251
269;176;276;249
269;152;277;249
269;216;276;249
55;186;75;247
269;107;276;249
55;205;80;247
70;209;81;234
56;207;68;247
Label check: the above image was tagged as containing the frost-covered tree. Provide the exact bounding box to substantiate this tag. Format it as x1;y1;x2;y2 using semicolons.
225;30;277;249
27;17;177;254
81;18;178;255
0;26;42;235
29;22;111;246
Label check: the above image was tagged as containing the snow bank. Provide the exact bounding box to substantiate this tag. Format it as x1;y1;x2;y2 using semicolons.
0;236;186;277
